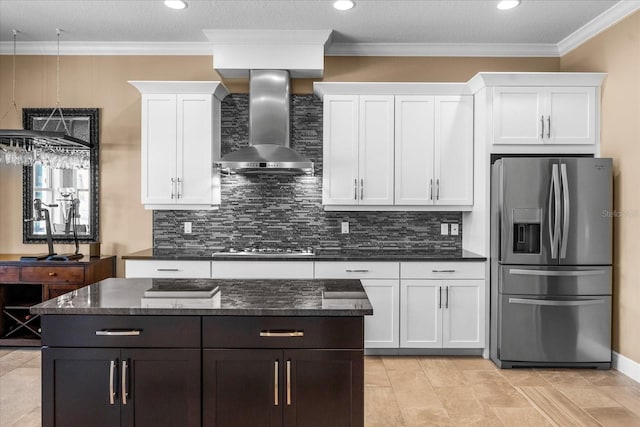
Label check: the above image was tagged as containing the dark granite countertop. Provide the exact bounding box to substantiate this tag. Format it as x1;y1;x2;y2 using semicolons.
30;277;373;316
123;248;486;262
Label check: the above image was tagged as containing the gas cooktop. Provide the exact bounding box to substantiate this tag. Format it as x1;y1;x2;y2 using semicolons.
212;248;315;257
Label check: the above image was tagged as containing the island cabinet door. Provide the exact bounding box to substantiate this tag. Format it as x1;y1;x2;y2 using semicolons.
42;348;121;427
203;349;283;427
120;349;201;427
283;350;364;427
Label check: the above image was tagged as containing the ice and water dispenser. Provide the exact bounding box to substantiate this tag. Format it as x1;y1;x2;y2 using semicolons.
512;208;541;254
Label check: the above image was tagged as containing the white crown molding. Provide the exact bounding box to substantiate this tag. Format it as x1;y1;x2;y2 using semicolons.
325;42;559;57
0;3;637;57
128;81;229;100
557;0;640;56
313;82;471;98
0;41;213;55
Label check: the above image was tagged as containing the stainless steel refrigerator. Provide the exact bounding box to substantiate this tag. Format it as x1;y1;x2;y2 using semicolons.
490;157;612;368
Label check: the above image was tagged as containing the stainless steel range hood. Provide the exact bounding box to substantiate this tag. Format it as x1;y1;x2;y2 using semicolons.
216;70;313;174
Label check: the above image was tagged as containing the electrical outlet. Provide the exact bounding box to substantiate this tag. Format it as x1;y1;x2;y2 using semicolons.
184;222;192;234
450;223;459;236
440;223;449;235
341;221;349;234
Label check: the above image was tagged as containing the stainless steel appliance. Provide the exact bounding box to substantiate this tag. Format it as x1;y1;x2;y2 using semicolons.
490;157;612;368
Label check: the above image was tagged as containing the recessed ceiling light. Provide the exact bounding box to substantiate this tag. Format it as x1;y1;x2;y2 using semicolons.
164;0;187;10
497;0;520;10
333;0;355;11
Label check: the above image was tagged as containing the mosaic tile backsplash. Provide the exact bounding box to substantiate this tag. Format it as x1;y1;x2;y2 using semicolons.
153;94;462;251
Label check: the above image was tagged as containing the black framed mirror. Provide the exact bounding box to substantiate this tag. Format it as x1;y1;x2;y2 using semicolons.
22;108;100;243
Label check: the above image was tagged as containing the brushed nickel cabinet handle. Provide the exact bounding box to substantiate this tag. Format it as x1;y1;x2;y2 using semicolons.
354;179;357;200
429;179;433;200
122;360;128;405
171;177;176;199
156;268;180;272
445;286;449;309
260;331;304;338
109;360;116;405
96;330;141;336
274;360;279;406
176;177;182;199
438;286;442;309
360;179;364;200
432;269;456;273
541;116;544;139
286;360;292;406
436;179;440;200
346;269;370;273
547;116;551;139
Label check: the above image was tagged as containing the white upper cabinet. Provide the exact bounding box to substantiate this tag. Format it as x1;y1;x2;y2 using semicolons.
359;96;395;205
493;86;596;146
322;95;394;206
130;81;229;210
316;83;475;211
395;95;473;207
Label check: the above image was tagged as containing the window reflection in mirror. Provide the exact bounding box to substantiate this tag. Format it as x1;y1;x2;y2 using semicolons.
23;108;99;243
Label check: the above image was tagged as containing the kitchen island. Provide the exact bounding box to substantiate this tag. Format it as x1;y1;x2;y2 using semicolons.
31;277;372;427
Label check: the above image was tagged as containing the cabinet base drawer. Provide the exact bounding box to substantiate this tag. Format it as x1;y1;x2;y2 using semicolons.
401;262;485;279
21;266;85;284
211;261;314;279
42;315;201;347
125;260;211;278
203;316;363;349
314;262;399;279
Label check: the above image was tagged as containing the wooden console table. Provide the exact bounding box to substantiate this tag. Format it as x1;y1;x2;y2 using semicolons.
0;254;116;346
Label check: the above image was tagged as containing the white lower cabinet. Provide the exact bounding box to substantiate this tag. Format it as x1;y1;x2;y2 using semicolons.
400;261;485;349
211;261;314;279
125;260;212;279
361;280;399;348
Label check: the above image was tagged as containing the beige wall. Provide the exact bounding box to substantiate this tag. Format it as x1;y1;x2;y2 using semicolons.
561;11;640;364
0;55;559;276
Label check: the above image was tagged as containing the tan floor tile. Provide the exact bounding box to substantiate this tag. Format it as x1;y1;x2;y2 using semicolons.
365;356;391;387
0;350;40;377
555;384;621;409
518;386;600;426
462;369;508;385
586;407;640;426
382;356;422;371
4;407;41;427
434;386;477;404
498;368;551;387
443;400;492;425
400;406;452;426
417;356;456;370
580;369;639;387
387;369;443;409
490;407;554;426
599;385;640;418
422;365;469;387
365;386;406;427
0;367;41;427
536;369;592;387
0;349;14;359
473;382;531;408
450;357;496;371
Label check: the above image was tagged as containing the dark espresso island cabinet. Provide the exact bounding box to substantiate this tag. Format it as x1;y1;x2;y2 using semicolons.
31;278;372;427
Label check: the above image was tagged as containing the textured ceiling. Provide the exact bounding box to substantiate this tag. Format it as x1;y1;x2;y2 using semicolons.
0;0;622;45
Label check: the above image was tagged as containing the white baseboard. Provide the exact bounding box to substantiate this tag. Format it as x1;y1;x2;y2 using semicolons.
612;351;640;384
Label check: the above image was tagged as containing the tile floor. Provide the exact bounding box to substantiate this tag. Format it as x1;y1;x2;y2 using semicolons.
2;349;640;426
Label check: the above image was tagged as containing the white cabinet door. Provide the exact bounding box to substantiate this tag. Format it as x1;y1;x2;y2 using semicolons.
400;280;442;348
142;94;177;205
322;95;360;205
434;96;473;206
362;280;399;349
545;87;596;145
394;96;435;205
442;280;484;348
359;96;395;205
177;94;214;205
493;87;544;145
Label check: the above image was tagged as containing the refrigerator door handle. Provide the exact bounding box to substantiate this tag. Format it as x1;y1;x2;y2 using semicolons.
508;268;608;277
560;163;570;259
548;164;560;259
508;297;606;307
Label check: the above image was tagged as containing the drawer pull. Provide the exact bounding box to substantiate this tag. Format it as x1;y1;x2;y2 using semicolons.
96;330;141;336
274;360;279;406
260;330;304;338
48;272;56;276
432;269;456;273
156;268;180;272
346;269;369;273
109;360;117;405
286;360;292;406
122;360;129;405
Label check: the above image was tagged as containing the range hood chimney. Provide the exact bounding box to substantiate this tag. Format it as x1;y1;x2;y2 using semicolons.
216;70;313;174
